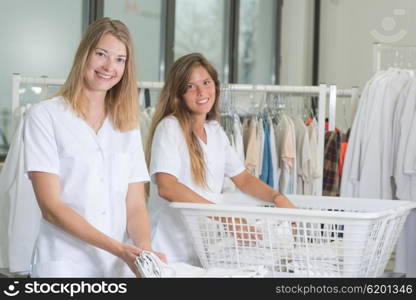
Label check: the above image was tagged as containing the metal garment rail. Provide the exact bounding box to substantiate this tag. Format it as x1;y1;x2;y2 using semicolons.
220;82;329;195
12;74;329;195
12;75;328;108
11;74;165;112
327;85;360;131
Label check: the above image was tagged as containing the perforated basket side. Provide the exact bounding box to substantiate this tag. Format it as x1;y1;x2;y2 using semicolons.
171;198;416;277
175;207;383;277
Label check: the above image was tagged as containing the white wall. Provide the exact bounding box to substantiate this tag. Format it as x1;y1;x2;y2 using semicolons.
280;0;315;86
0;0;82;143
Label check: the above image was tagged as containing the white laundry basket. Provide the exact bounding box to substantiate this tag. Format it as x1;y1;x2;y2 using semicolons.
171;194;416;277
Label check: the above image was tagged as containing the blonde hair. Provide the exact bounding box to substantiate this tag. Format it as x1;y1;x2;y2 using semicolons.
57;17;138;131
146;53;220;187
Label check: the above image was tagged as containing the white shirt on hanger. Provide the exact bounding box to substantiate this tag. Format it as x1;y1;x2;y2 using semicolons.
0;105;40;274
394;78;416;201
222;114;245;193
233;114;245;164
393;77;416;278
403;114;416;175
306;119;321;195
401;80;416;177
341;69;392;197
275;115;296;195
356;69;392;198
245;118;260;177
339;70;416;277
148;116;245;265
24;97;149;277
380;69;411;199
292;117;311;195
257;118;265;178
139;107;155;151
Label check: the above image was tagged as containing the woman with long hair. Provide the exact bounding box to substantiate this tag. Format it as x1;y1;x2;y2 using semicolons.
24;18;164;277
146;53;295;265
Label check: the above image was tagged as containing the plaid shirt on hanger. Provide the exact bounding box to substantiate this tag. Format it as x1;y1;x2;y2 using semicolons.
323;131;341;196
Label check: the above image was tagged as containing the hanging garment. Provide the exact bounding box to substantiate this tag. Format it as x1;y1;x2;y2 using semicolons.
0;105;40;274
220;115;235;147
245;118;260;177
139;107;155;150
338;69;416;276
242;118;250;156
393;78;416;201
306;118;321;195
292;117;311;195
403;114;416;175
340;69;412;198
268;117;280;190
360;69;411;199
233;114;245;164
257;118;265;178
222;114;245;193
275;115;296;195
391;78;416;278
259;119;273;187
340;69;392;197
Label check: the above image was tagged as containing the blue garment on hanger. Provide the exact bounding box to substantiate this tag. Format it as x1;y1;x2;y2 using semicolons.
260;119;273;187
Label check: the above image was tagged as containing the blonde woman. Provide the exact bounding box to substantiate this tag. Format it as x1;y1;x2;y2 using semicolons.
24;18;164;277
146;53;295;265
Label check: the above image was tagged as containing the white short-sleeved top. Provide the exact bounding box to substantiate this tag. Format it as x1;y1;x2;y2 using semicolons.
24;97;149;277
148;116;245;265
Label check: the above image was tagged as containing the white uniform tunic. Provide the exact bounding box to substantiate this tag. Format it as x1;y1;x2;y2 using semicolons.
148;116;245;265
24;97;149;277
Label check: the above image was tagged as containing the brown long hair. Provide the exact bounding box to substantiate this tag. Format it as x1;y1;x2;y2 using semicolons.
146;53;220;187
57;17;138;131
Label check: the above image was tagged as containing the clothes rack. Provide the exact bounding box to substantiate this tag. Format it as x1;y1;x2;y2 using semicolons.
327;86;360;131
2;75;333;275
12;74;331;195
11;74;165;113
370;43;416;278
12;74;329;110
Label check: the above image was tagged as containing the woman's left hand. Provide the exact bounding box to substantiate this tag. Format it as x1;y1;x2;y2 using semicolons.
273;193;296;209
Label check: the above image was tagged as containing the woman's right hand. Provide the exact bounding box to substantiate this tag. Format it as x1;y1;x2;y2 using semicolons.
118;243;168;278
118;243;142;277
